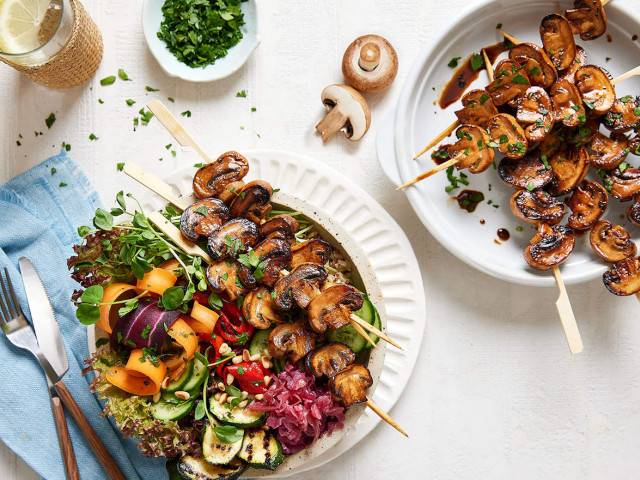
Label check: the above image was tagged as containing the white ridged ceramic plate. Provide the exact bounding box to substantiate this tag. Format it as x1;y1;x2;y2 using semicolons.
89;149;425;477
377;0;640;287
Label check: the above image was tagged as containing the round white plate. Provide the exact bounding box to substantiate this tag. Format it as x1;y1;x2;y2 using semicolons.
377;0;640;287
89;149;426;477
142;0;259;82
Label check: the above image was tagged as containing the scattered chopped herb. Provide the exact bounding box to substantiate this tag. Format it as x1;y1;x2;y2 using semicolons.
167;97;175;103
251;106;256;112
194;163;205;168
479;94;490;104
540;154;550;170
181;110;192;118
512;74;529;85
448;56;462;68
116;162;125;171
619;162;629;173
529;66;541;77
59;182;68;188
499;134;509;144
515;225;524;232
236;89;247;98
118;68;131;81
45;113;56;129
100;75;116;86
470;53;484;71
165;143;172;150
145;85;159;92
126;99;136;107
620;95;633;103
138;108;154;125
89;133;98;141
51;167;57;175
98;98;104;104
62;142;71;151
526;182;535;191
496;23;503;29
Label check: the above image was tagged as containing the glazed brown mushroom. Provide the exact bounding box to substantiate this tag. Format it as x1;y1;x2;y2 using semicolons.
329;364;373;408
242;287;283;330
590;220;637;263
516;87;555;143
179;198;230;242
585;131;628;170
307;285;364;334
539;127;565;159
272;263;328;311
268;321;316;363
567;180;608;231
206;259;256;301
217;180;245;205
610;168;640;201
207;218;259;259
498;153;554;190
575;65;615;116
229;180;273;224
306;343;356;379
251;238;292;287
547;146;589;195
487;114;528;159
447;125;495;174
341;34;398;93
510;189;566;225
540;14;577;71
509;43;557;89
316;84;371;142
603;96;640;134
628;196;640;226
524;223;576;271
454;89;498;127
603;257;640;296
549;79;586;127
487;60;531;106
560;45;587;84
193;151;249;199
566;0;607;41
291;238;333;269
259;214;299;243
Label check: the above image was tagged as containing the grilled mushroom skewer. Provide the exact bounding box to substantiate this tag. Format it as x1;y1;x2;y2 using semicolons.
401;64;639;190
306;343;408;437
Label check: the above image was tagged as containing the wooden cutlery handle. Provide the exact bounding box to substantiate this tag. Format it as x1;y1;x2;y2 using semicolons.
51;395;80;480
55;380;126;480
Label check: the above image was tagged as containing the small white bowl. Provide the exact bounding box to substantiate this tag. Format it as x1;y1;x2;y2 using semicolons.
142;0;259;82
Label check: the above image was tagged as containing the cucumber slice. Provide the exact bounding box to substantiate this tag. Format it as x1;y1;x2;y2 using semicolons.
203;422;244;465
165;360;194;392
327;324;366;353
238;429;284;470
327;296;380;353
150;398;194;421
182;355;209;392
249;328;272;356
177;456;246;480
209;396;266;428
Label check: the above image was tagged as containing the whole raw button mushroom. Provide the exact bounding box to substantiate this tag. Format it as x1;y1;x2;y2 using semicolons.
316;84;371;142
342;34;398;92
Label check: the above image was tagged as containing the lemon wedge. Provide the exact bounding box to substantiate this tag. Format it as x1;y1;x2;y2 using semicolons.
0;0;52;54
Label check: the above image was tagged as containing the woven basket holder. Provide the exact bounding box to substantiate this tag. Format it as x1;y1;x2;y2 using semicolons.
0;0;103;89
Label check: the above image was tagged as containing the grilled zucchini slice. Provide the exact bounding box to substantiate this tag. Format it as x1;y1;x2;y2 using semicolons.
209;396;266;428
238;429;284;470
203;422;243;465
177;456;246;480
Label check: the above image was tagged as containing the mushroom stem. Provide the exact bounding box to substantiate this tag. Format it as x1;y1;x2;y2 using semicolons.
359;42;381;71
316;106;349;142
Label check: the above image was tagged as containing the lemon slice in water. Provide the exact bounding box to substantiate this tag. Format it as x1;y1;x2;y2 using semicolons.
0;0;52;54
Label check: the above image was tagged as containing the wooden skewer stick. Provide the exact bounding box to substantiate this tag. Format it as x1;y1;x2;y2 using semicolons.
146;100;212;163
552;266;583;354
413;119;460;160
123;162;192;211
499;30;524;45
612;65;640;85
482;48;494;82
350;318;378;348
350;313;404;350
366;398;408;437
398;157;458;190
147;211;214;264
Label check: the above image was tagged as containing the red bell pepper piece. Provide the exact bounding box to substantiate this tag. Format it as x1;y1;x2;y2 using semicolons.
214;301;254;346
224;361;271;395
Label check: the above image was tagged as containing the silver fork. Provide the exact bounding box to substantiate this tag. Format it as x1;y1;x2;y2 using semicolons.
0;268;79;480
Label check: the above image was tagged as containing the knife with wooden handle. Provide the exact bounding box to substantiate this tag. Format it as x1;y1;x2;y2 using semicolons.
19;258;126;480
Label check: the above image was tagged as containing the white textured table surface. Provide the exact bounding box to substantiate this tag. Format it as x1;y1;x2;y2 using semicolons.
2;1;640;479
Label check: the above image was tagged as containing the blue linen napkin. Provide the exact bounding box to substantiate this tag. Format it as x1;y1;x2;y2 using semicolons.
0;151;169;480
